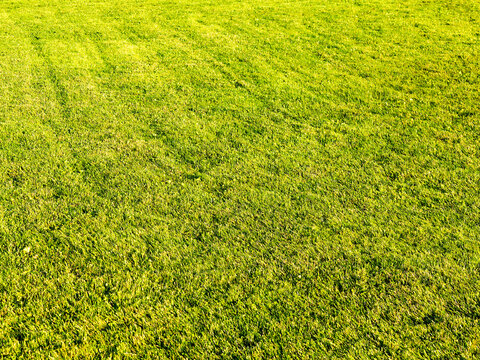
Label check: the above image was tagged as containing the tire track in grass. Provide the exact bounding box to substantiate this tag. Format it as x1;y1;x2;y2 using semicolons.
142;15;330;197
9;5;201;259
105;5;333;256
0;11;81;217
5;13;148;262
102;3;330;214
73;10;223;173
17;1;324;251
163;11;325;125
70;13;194;181
0;11;116;343
7;12;79;138
81;4;303;251
2;10;181;351
88;3;293;143
104;17;306;195
103;11;294;160
29;33;71;122
63;6;192;154
65;8;267;252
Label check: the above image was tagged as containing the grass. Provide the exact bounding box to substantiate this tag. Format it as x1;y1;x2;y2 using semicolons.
0;0;479;358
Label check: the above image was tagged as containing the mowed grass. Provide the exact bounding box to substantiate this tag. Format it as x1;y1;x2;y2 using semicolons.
0;0;479;358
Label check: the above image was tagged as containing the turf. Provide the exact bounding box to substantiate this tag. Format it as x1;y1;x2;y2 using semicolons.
0;0;479;358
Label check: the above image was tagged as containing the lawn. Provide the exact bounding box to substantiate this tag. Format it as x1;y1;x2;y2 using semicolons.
0;0;479;358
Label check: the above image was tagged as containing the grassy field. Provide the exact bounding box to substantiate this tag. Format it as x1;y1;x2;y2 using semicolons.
0;0;479;358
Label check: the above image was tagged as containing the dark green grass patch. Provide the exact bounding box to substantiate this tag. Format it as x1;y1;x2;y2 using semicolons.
0;0;479;358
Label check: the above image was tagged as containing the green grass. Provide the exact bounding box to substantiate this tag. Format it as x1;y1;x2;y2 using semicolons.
0;0;479;358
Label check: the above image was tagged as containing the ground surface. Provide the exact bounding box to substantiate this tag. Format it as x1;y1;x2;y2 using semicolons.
0;0;479;358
